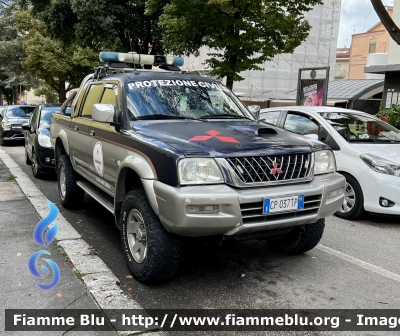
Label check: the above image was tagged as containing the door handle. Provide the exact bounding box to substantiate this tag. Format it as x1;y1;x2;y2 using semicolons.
74;125;79;131
90;130;95;136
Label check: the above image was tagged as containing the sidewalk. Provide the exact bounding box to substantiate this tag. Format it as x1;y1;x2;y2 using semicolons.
0;155;115;335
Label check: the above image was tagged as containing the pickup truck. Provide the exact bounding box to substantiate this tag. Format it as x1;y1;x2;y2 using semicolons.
51;52;345;283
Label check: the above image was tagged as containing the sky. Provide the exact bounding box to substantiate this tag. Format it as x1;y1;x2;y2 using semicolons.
337;0;393;47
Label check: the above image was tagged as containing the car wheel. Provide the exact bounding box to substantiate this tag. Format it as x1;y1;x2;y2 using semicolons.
25;145;31;165
0;137;7;146
57;154;84;208
120;188;181;283
335;173;364;220
267;219;325;255
31;149;44;178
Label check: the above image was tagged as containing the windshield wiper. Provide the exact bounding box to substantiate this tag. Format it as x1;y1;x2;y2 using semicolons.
136;114;201;121
348;138;376;142
200;113;252;120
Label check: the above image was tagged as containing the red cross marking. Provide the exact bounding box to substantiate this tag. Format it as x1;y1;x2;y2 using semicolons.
270;161;283;175
189;130;239;143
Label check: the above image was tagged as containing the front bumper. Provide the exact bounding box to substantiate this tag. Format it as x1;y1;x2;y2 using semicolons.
2;129;25;140
357;168;400;215
37;147;56;170
154;173;345;237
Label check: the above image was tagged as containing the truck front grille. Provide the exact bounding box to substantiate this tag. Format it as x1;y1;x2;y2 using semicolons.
226;154;312;184
240;194;321;225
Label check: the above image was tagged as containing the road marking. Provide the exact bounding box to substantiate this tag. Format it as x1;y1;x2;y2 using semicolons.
317;244;400;283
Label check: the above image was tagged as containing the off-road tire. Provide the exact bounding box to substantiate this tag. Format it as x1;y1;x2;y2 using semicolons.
31;149;45;179
57;154;84;208
120;188;181;283
335;173;364;220
25;146;31;165
267;219;325;255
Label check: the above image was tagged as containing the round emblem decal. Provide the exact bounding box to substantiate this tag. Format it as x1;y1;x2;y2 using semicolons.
93;141;104;177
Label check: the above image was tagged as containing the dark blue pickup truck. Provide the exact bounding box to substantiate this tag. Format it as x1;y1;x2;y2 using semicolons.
51;52;345;283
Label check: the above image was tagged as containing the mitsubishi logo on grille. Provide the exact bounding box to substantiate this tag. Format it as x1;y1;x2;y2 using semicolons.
270;160;283;175
189;130;239;143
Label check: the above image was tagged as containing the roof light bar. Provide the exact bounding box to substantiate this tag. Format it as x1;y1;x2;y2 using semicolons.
99;52;184;67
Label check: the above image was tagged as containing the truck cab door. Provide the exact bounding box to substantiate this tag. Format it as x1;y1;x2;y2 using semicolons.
70;82;104;178
87;83;121;194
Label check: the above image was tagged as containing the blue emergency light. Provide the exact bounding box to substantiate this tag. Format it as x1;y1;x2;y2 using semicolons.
99;51;184;67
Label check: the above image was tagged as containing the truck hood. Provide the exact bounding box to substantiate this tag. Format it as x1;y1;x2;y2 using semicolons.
132;120;315;157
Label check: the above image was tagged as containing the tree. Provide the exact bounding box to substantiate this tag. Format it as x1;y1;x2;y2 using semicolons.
14;9;99;102
0;0;36;104
371;0;400;45
25;0;166;55
146;0;321;89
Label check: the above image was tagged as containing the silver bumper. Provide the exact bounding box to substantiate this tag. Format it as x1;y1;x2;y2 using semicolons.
3;134;24;140
153;172;345;237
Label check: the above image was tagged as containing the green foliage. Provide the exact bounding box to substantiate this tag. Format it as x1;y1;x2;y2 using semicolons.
377;103;400;127
26;0;166;55
34;82;58;103
14;9;99;102
146;0;321;89
0;1;37;103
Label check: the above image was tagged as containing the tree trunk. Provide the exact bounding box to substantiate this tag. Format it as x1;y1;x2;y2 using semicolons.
55;82;67;103
226;77;234;90
371;0;400;45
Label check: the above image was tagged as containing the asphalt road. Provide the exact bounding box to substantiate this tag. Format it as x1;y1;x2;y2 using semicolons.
3;143;400;314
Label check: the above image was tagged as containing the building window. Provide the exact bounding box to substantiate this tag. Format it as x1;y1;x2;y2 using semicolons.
369;41;376;53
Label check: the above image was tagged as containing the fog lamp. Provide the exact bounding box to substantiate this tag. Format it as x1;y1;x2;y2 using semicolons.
328;188;344;199
186;205;220;214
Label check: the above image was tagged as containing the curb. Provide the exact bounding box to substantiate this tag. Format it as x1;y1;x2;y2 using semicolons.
0;148;146;334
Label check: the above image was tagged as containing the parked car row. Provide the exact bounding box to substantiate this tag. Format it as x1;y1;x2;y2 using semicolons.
2;100;400;224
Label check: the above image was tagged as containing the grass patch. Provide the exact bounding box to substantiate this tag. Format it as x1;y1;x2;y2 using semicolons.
7;173;16;181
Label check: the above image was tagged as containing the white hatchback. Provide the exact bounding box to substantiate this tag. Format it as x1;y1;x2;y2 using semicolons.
260;106;400;220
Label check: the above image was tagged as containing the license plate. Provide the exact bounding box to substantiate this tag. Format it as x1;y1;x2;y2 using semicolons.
263;194;304;214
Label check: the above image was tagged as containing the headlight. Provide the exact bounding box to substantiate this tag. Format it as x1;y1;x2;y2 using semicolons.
2;122;11;130
178;158;224;185
360;154;400;177
314;150;336;175
38;134;52;148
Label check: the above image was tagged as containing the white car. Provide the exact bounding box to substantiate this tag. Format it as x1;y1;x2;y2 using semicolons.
259;106;400;220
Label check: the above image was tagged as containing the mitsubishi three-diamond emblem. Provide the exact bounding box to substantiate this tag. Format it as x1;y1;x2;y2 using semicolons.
270;160;283;175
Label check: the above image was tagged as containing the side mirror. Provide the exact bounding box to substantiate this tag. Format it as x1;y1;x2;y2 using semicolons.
22;124;30;131
92;104;115;123
248;105;260;120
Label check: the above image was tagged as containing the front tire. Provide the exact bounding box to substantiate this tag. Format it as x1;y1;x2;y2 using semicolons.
0;137;7;146
335;173;364;220
267;219;325;255
25;145;31;165
120;188;181;283
57;154;84;208
31;149;45;179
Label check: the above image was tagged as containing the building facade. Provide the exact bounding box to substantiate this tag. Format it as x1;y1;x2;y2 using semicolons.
183;0;341;95
335;47;350;80
348;7;393;79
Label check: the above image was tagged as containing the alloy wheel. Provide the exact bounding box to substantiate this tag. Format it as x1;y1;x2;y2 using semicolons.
59;165;66;198
338;181;356;213
126;209;147;263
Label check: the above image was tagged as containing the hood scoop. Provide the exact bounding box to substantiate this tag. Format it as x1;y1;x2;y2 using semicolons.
229;125;277;135
258;128;277;135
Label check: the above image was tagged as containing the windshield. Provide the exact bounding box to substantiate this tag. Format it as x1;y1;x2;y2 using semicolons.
125;79;252;121
6;106;35;118
39;107;61;128
319;112;400;142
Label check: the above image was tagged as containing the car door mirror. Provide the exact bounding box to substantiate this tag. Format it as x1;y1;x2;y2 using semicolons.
92;104;115;123
22;123;31;131
248;105;260;120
